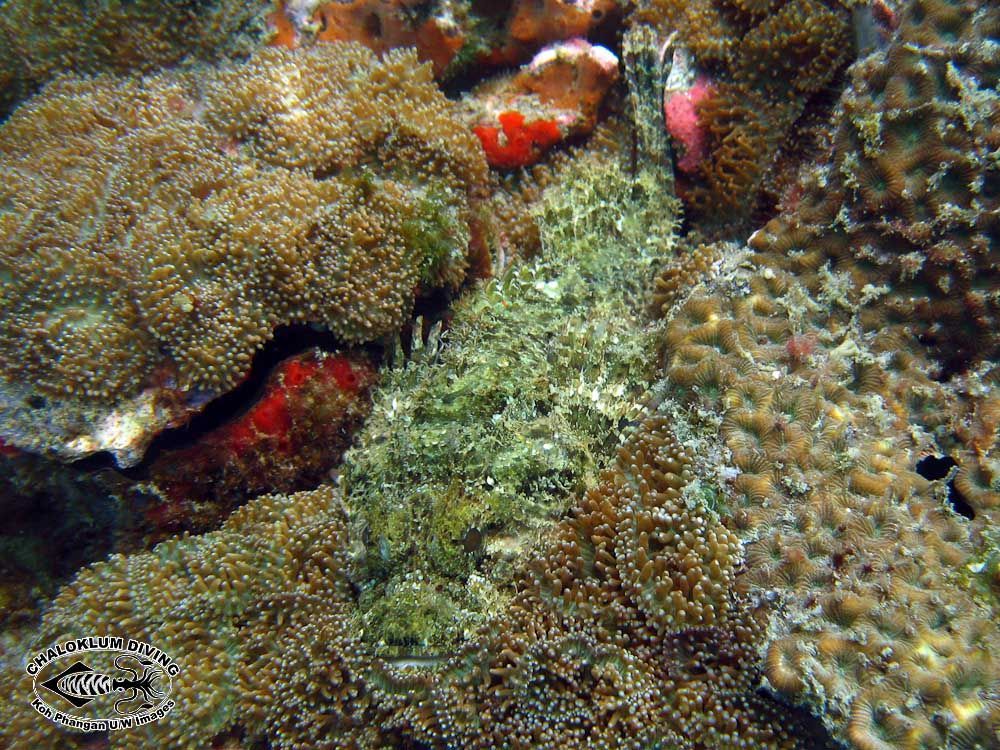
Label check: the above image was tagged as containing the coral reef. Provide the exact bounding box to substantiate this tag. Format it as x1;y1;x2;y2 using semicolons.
0;0;271;118
637;0;853;226
343;132;680;652
0;422;840;750
0;486;380;750
268;0;466;76
266;5;624;172
387;417;838;749
0;43;488;465
267;0;620;79
638;7;1000;747
0;0;997;748
654;236;1000;748
751;0;1000;370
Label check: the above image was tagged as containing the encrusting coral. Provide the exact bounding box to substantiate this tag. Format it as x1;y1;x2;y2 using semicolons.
0;42;488;465
752;0;1000;371
639;2;1000;745
655;238;1000;748
644;3;1000;734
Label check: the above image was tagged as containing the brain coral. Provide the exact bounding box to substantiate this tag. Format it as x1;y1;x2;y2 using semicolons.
0;43;488;463
668;7;1000;741
751;0;1000;369
655;237;1000;749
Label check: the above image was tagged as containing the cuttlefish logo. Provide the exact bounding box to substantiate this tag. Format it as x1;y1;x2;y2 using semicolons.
27;637;178;732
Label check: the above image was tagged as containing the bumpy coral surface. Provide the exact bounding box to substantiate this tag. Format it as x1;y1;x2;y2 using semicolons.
386;417;837;750
638;0;853;225
655;237;1000;749
0;422;839;750
0;43;487;464
753;0;1000;369
0;486;381;750
0;0;271;117
663;8;1000;742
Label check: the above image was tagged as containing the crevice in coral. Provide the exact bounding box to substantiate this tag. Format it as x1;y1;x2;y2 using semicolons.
914;454;976;519
915;453;956;480
73;324;354;477
75;281;462;479
947;478;977;520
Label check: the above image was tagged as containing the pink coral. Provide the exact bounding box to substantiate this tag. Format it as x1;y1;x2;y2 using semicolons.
664;76;714;174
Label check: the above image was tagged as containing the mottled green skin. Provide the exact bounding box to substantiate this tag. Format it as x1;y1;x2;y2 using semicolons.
343;146;681;654
400;185;473;289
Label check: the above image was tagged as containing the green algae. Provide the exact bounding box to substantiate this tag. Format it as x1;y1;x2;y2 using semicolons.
343;141;681;654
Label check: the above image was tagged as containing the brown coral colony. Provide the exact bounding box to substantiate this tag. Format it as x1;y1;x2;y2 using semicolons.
0;44;487;405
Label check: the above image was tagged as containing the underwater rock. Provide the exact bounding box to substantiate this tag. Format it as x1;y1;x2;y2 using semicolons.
470;39;620;169
267;0;620;80
268;0;466;76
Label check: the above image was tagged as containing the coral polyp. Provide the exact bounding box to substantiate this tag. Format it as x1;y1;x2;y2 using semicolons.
0;42;487;464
